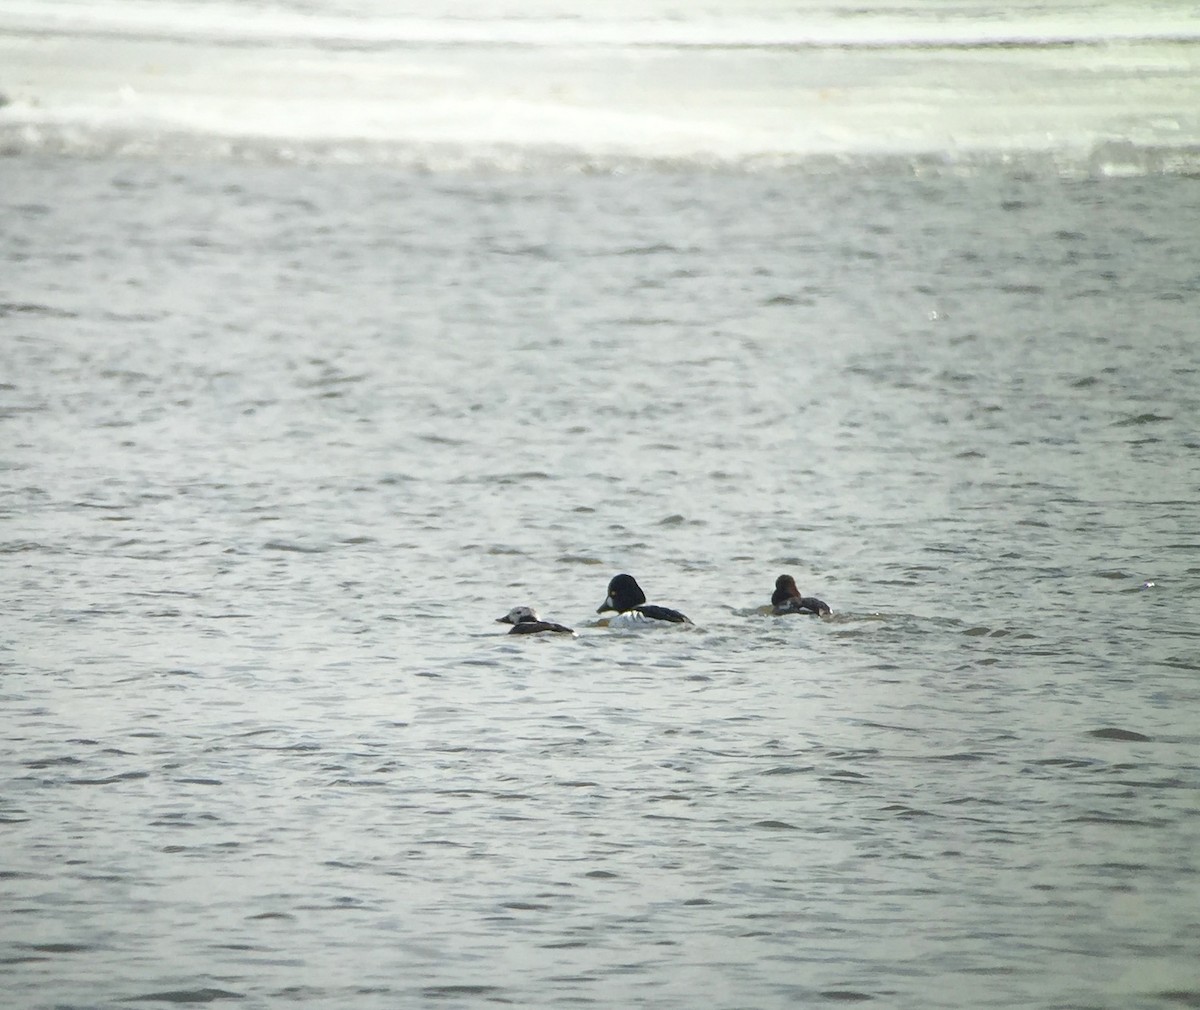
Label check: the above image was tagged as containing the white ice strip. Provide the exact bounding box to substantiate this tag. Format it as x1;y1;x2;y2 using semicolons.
1;0;1199;49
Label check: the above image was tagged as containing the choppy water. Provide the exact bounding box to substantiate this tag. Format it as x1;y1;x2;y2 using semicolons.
3;3;1200;1008
5;154;1200;1010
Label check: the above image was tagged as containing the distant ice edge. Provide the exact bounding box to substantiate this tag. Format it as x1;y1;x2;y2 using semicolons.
3;123;1199;178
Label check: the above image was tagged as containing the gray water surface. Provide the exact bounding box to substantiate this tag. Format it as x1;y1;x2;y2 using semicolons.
3;160;1199;1008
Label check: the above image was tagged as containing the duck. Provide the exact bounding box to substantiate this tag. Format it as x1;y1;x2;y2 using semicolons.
771;574;831;616
597;573;692;626
496;606;575;636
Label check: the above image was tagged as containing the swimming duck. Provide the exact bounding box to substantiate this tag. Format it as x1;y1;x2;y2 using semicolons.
496;606;575;635
771;574;831;616
597;573;692;626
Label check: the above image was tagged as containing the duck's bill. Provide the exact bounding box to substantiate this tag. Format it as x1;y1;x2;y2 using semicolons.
596;596;615;614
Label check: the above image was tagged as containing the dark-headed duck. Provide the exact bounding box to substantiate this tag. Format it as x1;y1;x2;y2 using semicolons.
771;574;831;617
597;573;692;627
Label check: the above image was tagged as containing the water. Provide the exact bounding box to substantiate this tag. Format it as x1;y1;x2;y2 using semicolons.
3;4;1200;1009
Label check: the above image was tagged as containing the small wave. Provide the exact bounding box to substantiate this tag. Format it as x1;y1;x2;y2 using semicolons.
1113;412;1173;427
1068;813;1164;827
1154;991;1200;1008
122;988;244;1003
22;755;84;769
616;242;686;257
0;540;53;554
421;985;506;999
1088;727;1152;742
26;942;96;954
69;771;151;786
263;540;327;553
0;301;78;318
